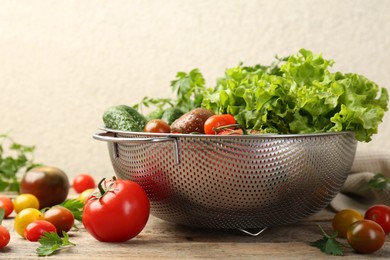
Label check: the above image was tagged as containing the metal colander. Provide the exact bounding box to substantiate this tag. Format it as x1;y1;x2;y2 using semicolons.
93;129;357;230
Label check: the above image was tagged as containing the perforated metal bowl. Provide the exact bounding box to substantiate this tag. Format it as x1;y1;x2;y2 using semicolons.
93;128;357;230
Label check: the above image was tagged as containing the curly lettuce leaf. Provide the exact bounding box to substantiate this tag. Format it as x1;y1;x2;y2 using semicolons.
202;49;388;142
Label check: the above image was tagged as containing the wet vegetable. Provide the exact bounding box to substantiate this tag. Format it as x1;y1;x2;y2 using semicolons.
170;108;214;134
103;105;147;131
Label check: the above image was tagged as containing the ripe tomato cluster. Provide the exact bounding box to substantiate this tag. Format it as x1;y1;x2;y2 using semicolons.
2;193;76;244
332;204;390;254
0;172;96;249
1;173;151;251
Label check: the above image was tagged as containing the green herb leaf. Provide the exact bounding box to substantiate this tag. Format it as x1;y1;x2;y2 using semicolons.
36;231;76;257
368;173;390;191
133;68;206;115
311;225;346;256
171;68;206;112
60;199;84;222
132;96;174;111
0;133;42;192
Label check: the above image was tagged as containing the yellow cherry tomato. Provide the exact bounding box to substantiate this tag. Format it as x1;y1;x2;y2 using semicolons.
13;194;40;213
78;188;95;204
14;208;44;237
332;208;363;238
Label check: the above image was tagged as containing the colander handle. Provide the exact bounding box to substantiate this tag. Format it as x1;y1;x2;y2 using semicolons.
92;132;180;164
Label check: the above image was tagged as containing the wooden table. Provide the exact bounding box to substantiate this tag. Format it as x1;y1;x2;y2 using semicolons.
1;205;389;259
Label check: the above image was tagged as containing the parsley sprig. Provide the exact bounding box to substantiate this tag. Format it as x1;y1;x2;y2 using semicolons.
311;225;349;256
60;199;84;222
368;173;390;191
133;68;206;114
36;231;76;257
0;133;41;192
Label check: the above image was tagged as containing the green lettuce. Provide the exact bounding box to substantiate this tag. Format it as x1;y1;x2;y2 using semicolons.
202;49;388;142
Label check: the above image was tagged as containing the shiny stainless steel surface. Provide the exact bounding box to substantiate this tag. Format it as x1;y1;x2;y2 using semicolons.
94;129;357;229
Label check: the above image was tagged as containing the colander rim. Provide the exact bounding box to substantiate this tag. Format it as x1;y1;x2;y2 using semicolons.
99;126;356;140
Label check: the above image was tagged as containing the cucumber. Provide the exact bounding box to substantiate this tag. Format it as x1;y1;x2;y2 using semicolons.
161;107;184;125
103;105;147;131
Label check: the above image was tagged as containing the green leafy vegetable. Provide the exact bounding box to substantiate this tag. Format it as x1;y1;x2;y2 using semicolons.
36;231;76;257
202;49;388;142
133;96;174;111
171;68;206;112
311;225;346;256
368;173;390;191
133;49;388;141
0;133;42;192
134;68;206;114
60;199;84;222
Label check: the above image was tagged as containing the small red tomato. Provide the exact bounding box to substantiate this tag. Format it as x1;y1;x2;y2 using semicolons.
144;119;171;133
204;114;236;135
73;173;96;194
24;220;57;242
44;206;74;236
217;129;243;135
347;219;386;254
364;204;390;234
0;225;10;248
0;196;14;218
82;177;150;242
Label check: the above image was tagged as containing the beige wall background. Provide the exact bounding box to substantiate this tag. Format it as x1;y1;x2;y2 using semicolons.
1;0;389;180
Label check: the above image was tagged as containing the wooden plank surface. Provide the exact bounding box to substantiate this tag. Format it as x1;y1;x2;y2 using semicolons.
1;204;389;259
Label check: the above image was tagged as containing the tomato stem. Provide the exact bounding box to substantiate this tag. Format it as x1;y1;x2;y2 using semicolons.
213;124;248;135
97;178;106;196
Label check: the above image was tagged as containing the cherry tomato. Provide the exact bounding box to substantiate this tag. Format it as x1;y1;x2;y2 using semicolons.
14;208;44;237
204;114;236;135
20;166;69;209
0;225;10;248
73;173;96;194
82;177;150;242
144;119;171;133
0;196;14;218
217;129;243;135
24;220;57;242
332;208;363;238
364;204;390;234
44;206;74;236
347;219;385;254
13;193;40;213
78;188;95;204
20;166;70;209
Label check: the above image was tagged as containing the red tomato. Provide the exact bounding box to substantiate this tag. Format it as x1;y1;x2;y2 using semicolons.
347;219;385;254
204;114;236;135
0;225;10;248
73;173;96;194
217;129;243;135
24;220;57;242
332;208;363;238
44;206;75;236
82;177;150;242
144;119;171;133
0;196;14;218
364;204;390;234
